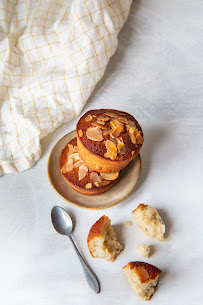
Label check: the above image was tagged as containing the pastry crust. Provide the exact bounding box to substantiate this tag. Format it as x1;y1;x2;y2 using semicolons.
87;215;107;245
87;216;123;262
59;138;120;196
76;109;143;173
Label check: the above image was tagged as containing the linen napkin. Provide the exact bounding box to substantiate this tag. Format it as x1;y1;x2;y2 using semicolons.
0;0;132;175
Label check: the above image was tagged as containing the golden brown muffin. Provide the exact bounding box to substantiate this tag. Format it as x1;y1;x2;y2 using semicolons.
59;138;120;195
123;261;162;300
76;109;144;173
87;216;123;262
132;204;165;242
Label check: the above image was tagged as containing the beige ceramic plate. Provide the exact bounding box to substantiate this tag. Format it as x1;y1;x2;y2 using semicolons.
47;130;141;210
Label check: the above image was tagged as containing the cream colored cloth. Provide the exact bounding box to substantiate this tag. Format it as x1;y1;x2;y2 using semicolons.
0;0;132;175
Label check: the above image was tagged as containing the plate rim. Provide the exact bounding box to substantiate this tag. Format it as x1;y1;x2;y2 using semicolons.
47;130;142;210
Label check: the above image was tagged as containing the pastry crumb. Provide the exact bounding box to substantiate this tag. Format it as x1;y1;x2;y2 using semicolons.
136;244;150;258
124;221;132;227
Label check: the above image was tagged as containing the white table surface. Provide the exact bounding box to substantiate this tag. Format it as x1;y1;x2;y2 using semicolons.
1;1;203;304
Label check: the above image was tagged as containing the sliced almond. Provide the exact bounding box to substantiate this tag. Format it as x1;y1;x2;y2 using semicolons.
90;172;101;183
73;146;78;152
129;132;137;144
117;142;125;154
129;127;137;144
111;137;122;145
110;125;123;138
129;127;135;135
101;125;109;130
67;158;73;171
85;183;92;189
129;128;143;144
101;121;111;129
85;114;93;122
78;164;88;181
105;140;117;153
104;150;117;160
92;121;105;128
134;130;140;137
66;144;74;157
128;120;136;127
126;124;130;131
136;133;143;144
131;151;135;156
95;180;110;187
68;153;81;160
104;152;110;158
104;112;119;118
78;129;83;137
61;163;68;174
100;172;119;180
97;120;106;125
73;160;84;168
108;151;117;160
126;124;136;132
116;137;123;144
109;136;118;145
61;158;73;173
110;119;123;130
118;117;128;124
103;128;113;136
134;130;143;143
97;115;110;122
86;127;103;141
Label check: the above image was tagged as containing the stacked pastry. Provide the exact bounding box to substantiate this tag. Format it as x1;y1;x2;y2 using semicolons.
59;109;144;195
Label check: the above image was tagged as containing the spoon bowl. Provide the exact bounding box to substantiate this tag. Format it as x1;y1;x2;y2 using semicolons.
51;206;72;235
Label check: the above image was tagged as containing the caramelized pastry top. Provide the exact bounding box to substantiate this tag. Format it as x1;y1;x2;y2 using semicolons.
76;109;144;161
124;261;162;283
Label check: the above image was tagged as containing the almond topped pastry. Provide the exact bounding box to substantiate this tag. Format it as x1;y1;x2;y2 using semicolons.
76;109;144;173
59;138;120;196
123;261;162;300
87;216;123;262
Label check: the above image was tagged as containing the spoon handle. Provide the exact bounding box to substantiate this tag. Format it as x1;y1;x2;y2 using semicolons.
68;234;100;294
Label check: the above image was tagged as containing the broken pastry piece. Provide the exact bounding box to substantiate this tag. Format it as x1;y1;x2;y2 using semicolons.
132;204;165;242
136;244;150;258
87;216;123;262
123;261;162;300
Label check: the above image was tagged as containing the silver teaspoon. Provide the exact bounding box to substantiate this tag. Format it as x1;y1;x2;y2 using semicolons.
51;206;100;294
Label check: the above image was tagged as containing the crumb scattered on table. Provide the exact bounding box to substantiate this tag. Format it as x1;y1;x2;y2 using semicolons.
124;221;132;227
136;244;150;258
